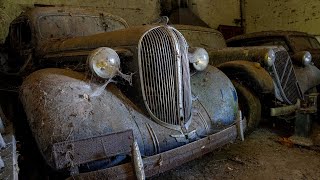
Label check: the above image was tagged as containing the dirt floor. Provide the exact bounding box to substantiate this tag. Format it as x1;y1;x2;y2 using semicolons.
151;127;320;180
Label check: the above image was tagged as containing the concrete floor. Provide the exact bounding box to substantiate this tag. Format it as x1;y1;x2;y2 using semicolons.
151;127;320;180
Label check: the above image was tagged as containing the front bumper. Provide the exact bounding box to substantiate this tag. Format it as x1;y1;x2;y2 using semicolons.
61;116;246;179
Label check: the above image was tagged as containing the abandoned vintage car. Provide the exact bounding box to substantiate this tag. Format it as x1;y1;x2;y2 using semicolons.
175;25;320;131
0;7;245;179
227;31;320;73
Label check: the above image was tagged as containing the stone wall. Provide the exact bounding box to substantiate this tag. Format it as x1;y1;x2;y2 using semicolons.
188;0;241;29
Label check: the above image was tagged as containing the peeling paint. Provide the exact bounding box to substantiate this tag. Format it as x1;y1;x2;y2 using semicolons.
245;0;320;34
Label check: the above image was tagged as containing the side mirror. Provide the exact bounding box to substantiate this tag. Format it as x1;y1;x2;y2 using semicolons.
292;51;312;66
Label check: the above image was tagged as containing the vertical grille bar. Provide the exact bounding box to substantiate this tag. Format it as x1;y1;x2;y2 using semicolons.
172;30;192;121
142;35;156;116
155;28;175;124
138;26;192;129
148;30;163;120
162;30;178;124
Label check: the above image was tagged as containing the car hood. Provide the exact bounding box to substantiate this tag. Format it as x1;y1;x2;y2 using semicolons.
37;25;157;57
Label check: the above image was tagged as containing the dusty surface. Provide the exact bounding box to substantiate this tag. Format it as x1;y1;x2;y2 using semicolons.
151;128;320;180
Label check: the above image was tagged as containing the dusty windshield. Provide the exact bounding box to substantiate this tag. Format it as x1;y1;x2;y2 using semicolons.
289;35;320;51
237;37;290;51
38;14;127;39
178;29;227;49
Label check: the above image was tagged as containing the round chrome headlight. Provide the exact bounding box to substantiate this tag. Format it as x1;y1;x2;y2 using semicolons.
188;47;209;71
87;47;120;79
302;51;312;66
264;49;275;67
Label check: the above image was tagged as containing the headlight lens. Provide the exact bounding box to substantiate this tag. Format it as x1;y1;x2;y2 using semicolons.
87;47;120;79
188;47;209;71
302;51;312;66
264;49;275;67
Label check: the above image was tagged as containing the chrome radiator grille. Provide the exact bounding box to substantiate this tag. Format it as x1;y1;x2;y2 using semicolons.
138;26;192;128
272;50;303;104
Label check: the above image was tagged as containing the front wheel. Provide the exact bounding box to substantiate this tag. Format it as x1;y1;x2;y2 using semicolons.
232;81;261;133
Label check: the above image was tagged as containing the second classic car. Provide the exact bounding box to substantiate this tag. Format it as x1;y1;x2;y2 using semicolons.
175;25;320;132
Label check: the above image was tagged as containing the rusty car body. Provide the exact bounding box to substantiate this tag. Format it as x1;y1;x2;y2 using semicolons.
175;25;320;131
0;7;245;179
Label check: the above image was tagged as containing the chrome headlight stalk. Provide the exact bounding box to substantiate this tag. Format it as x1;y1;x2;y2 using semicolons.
188;47;209;71
264;49;276;67
302;51;312;66
87;47;121;79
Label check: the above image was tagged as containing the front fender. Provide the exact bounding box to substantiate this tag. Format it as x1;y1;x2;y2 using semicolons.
191;65;238;125
294;64;320;93
217;60;274;94
20;68;213;168
20;68;147;167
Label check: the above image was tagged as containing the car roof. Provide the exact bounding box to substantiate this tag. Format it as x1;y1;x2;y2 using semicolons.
17;7;128;28
227;30;314;43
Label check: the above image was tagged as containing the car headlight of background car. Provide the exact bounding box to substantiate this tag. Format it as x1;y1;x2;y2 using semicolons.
292;51;312;66
302;51;312;66
264;49;276;67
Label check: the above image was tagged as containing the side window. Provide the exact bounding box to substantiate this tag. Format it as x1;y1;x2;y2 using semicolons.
10;24;20;48
20;22;32;44
10;20;32;49
310;38;320;49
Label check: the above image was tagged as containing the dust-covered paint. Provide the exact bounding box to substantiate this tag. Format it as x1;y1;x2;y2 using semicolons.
191;66;238;126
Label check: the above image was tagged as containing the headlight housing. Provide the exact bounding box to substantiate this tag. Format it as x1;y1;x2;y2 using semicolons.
302;51;312;66
188;47;209;71
292;51;312;66
264;49;276;67
87;47;120;79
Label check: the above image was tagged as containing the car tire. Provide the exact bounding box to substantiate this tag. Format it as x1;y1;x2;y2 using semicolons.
232;81;261;133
